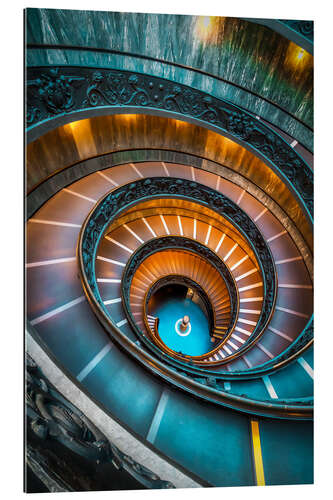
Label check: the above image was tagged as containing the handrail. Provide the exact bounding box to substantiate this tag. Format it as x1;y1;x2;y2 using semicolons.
140;272;228;362
26;44;313;132
76;178;313;416
26;66;313;219
124;247;237;363
78;177;288;377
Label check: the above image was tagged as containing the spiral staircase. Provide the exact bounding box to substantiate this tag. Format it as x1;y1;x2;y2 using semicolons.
25;9;313;490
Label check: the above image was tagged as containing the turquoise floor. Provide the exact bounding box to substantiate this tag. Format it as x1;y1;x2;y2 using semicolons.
151;292;211;356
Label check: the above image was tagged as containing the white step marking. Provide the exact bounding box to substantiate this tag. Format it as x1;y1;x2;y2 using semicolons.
30;296;85;326
243;356;252;368
240;296;263;303
97;278;121;283
116;319;128;328
219;350;226;359
160;215;170;235
239;308;261;314
231;333;245;344
97;256;125;267
130;163;144;178
213;353;220;361
230;255;249;271
142;217;157;237
123;223;144;243
130;294;144;300
105;236;133;254
161;162;170;176
205;225;212;245
191;166;195;181
275;256;303;264
26;257;76;268
227;340;239;350
267;230;287;243
177;215;183;236
224;382;231;391
63;188;96;203
146;389;169;444
236;189;245;205
97;170;119;186
268;326;292;342
276;306;309;318
235;268;257;282
290;139;298;148
193;219;197;239
263;375;278;399
76;343;113;382
254;207;267;222
28;219;81;228
223;345;232;355
297;357;314;379
215;176;220;191
278;283;312;289
238;317;256;326
239;282;263;292
103;298;122;305
224;243;238;263
215;233;225;253
235;326;252;336
257;343;274;359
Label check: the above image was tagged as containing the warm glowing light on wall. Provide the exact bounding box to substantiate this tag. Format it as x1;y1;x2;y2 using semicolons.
195;16;219;43
65;118;97;158
284;42;312;71
67;120;82;132
297;48;305;60
120;114;136;121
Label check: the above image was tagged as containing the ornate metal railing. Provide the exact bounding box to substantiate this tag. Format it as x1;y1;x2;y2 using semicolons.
25;354;174;491
26;46;313;132
26;66;313;219
122;239;238;362
145;274;215;333
280;20;313;43
76;177;313;416
79;178;276;362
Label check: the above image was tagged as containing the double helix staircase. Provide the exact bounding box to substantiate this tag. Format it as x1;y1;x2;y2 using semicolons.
26;159;313;487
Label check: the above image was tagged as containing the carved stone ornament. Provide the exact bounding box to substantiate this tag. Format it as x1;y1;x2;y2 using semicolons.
78;178;314;382
26;67;313;217
26;354;175;490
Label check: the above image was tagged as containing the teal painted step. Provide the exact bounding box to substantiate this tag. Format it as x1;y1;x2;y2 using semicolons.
260;418;313;485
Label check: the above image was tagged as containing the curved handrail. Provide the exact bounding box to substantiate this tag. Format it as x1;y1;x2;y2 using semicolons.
141;272;231;362
26;45;313;132
76;183;313;417
123;242;239;363
26;66;313;219
77;177;291;376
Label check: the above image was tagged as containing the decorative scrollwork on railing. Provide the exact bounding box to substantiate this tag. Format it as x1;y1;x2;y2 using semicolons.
246;315;314;373
121;237;238;356
280;20;314;42
79;178;277;371
146;274;214;329
26;66;313;217
26;354;175;490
